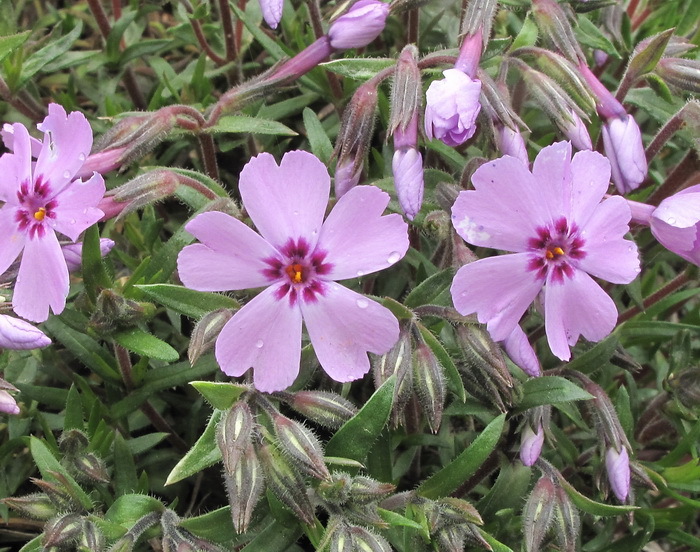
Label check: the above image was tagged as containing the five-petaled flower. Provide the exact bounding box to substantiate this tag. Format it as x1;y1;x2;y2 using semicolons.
178;150;409;392
0;104;105;322
450;142;640;361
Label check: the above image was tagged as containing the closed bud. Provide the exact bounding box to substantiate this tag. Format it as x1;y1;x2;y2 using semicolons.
43;512;83;548
59;429;89;455
317;472;352;505
107;534;135;552
582;379;629;452
463;523;493;550
217;402;255;474
373;322;413;412
0;389;19;415
523;477;556;552
101;169;179;221
656;57;700;94
553;486;579;552
62;239;115;272
626;28;675;82
668;366;700;409
502;324;541;377
495;123;528;164
393;133;424;220
345;503;388;529
436;525;465;552
329;521;353;552
334;82;378;197
0;315;51;351
189;309;235;365
349;525;392;552
274;414;330;480
30;477;77;511
601;115;648;194
412;342;446;433
349;476;395;504
438;497;483;525
1;493;58;520
223;443;264;533
531;0;583;64
389;45;422;135
90;289;155;334
520;423;545;467
73;453;110;484
328;0;389;50
455;324;513;395
80;519;106;552
283;390;357;429
605;446;630;502
461;0;499;45
257;441;315;524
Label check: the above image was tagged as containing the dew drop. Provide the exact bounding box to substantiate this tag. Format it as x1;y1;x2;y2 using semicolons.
78;153;86;161
356;269;365;277
667;217;677;225
63;170;71;179
293;210;299;216
255;339;264;348
70;219;76;224
387;251;401;264
356;298;369;309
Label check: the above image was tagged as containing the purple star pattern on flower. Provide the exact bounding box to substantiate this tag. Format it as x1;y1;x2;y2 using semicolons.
450;142;640;361
178;150;409;392
0;104;105;322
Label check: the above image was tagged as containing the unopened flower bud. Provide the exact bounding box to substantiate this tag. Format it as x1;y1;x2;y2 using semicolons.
553;486;580;552
601;115;647;194
318;472;352;505
502;324;540;377
62;239;115;272
667;365;700;406
605;446;630;502
283;390;357;428
625;28;675;84
43;513;83;548
349;476;395;504
349;525;392;552
582;379;629;452
649;184;700;266
108;533;135;552
656;57;700;94
436;525;465;552
189;309;235;365
412;342;446;433
223;443;264;533
0;314;51;350
59;429;89;455
30;478;76;511
523;476;556;552
389;46;421;135
75;148;127;179
257;440;315;524
393;122;424;220
79;519;106;552
273;414;330;480
531;0;584;64
334;83;378;197
90;290;155;334
438;497;483;525
1;493;58;520
560;109;592;150
328;520;353;552
455;324;513;395
328;0;389;50
495;123;528;164
373;321;413;412
260;0;283;29
100;169;179;221
520;423;545;467
72;452;110;484
0;389;19;415
218;402;255;473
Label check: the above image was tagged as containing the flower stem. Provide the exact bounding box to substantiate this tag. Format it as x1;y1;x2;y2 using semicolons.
618;266;695;324
645;107;687;163
646;150;700;206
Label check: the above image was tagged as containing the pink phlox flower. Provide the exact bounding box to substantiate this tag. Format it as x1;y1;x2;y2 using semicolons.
260;0;284;29
601;115;647;194
328;0;390;50
0;103;105;322
424;69;481;147
178;150;409;393
450;141;640;361
0;377;20;415
0;313;51;349
649;183;700;266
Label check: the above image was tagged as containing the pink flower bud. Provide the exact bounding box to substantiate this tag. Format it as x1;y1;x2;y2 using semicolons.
649;183;700;266
62;239;115;272
560;109;592;151
605;446;631;502
260;0;283;29
424;69;482;146
328;0;389;50
393;147;424;221
0;314;51;350
0;390;19;415
75;148;127;179
602;115;648;194
334;158;363;198
502;324;541;377
520;423;545;467
495;124;529;164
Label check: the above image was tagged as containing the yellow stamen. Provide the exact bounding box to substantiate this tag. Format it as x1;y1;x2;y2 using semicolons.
33;207;46;221
546;250;554;260
553;246;565;256
285;263;303;283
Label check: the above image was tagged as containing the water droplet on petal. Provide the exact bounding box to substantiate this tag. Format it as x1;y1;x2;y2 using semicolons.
356;299;369;309
63;170;71;179
78;153;86;161
667;217;677;225
293;210;299;216
357;269;365;277
387;251;401;264
70;219;76;224
255;340;264;348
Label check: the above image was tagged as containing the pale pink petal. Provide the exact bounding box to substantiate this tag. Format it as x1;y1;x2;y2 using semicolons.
215;286;303;393
12;231;69;322
453;157;547;251
299;283;398;383
520;424;545;466
1;122;42;157
0;314;51;349
260;0;283;29
577;197;640;284
653;186;700;228
568;149;611;226
0;124;32;204
0;390;20;415
0;206;26;276
34;104;93;196
544;270;618;361
502;324;541;377
50;172;106;241
239;151;329;252
606;447;630;502
651;219;700;265
179;212;281;291
62;239;115;272
451;254;543;341
316;186;409;280
531;141;572;219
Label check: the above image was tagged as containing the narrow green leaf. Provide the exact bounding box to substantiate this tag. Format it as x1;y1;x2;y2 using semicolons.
404;268;456;308
565;334;619;374
205;115;297;136
320;57;395;79
241;519;303;552
104;494;165;528
516;376;594;411
377;508;424;530
136;284;239;319
303;107;334;164
417;323;467;403
63;385;84;432
418;414;506;499
559;479;638;515
112;328;179;362
478;530;514;552
575;15;620;57
165;411;222;485
0;31;29;64
29;437;94;511
326;376;396;464
82;225;114;303
190;381;247;410
20;22;83;85
113;433;139;496
179;507;235;543
626;28;675;79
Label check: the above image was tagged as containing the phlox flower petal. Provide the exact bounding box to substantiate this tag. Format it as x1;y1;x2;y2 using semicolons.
0;124;32;203
0;390;19;415
239;151;329;251
316;186;409;280
179;211;280;291
0;207;26;275
451;254;543;341
13;230;69;323
216;286;303;393
260;0;283;29
51;172;106;241
503;325;541;377
0;314;51;349
568;150;611;226
532;141;573;218
544;270;618;361
300;283;399;383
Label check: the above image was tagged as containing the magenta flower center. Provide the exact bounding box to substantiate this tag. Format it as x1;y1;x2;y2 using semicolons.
14;177;56;239
262;238;333;305
527;217;586;283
